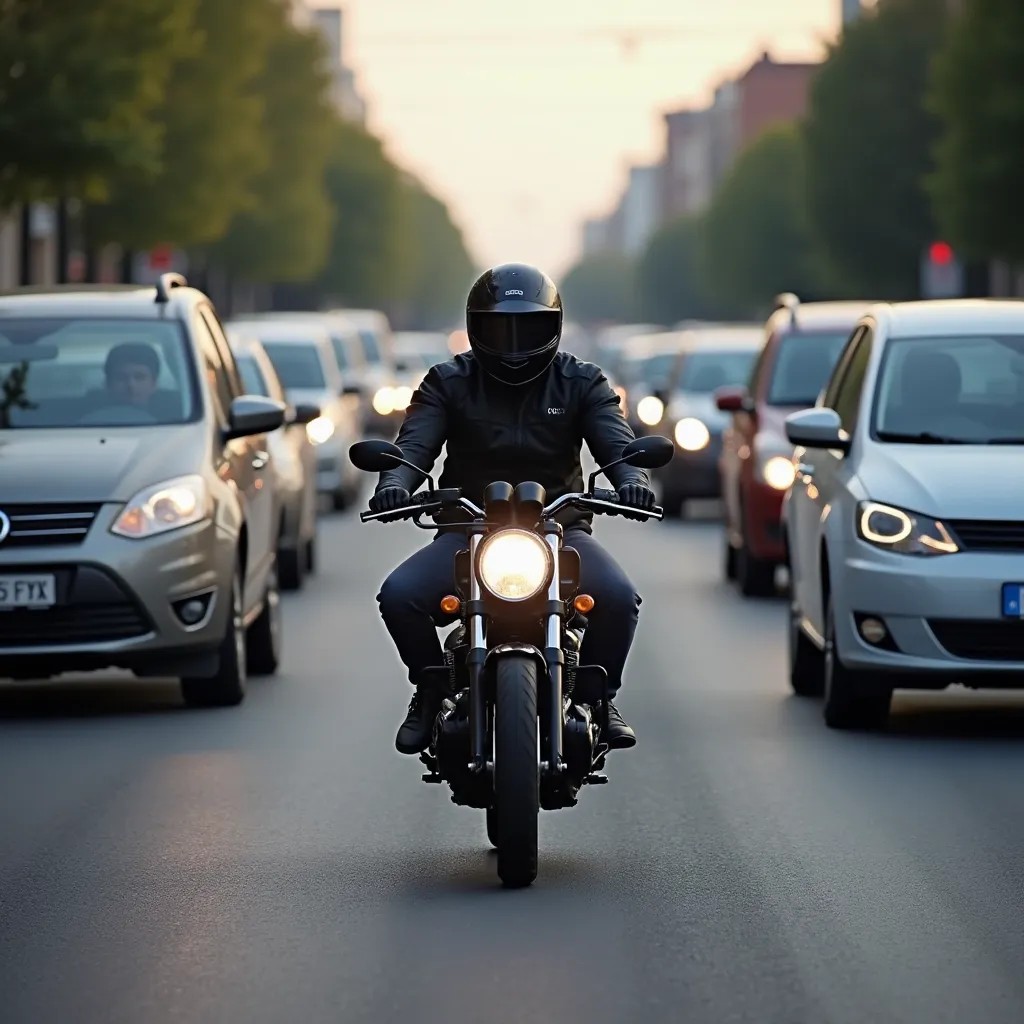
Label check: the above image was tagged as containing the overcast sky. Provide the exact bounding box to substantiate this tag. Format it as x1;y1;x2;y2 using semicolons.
343;1;845;277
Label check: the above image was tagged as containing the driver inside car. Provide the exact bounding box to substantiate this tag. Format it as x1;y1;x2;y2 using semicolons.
104;342;161;407
369;263;657;756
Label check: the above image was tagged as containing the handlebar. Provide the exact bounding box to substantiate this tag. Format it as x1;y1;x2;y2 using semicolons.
360;486;663;524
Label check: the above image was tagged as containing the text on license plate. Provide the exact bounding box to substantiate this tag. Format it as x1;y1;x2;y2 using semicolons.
0;574;57;608
1002;583;1024;619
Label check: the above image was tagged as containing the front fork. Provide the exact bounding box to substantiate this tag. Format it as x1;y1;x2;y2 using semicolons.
466;522;566;775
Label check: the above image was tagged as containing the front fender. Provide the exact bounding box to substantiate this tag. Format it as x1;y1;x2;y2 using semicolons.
485;643;547;672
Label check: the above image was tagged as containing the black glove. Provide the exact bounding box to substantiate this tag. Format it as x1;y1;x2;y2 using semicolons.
617;483;656;520
369;486;411;514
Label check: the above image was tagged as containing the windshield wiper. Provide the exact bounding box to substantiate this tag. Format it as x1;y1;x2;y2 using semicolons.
875;430;970;444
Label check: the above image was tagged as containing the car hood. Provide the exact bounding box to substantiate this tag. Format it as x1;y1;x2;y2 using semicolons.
0;426;207;503
666;392;728;432
858;445;1024;519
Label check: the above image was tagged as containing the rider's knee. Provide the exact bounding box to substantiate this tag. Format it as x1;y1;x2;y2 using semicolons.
377;570;418;618
597;576;641;621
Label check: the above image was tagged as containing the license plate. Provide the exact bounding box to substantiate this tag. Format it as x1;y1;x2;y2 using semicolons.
0;574;56;609
1002;583;1024;619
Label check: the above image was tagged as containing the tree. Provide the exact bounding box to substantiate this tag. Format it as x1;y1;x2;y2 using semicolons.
700;125;820;316
929;0;1024;264
208;16;337;283
313;123;406;309
637;215;716;325
561;252;638;325
803;0;950;298
0;0;198;208
88;0;280;251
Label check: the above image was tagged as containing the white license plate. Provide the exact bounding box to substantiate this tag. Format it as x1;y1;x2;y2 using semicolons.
0;574;57;608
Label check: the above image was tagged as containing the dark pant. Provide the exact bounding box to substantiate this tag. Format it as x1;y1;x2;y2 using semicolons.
377;529;641;698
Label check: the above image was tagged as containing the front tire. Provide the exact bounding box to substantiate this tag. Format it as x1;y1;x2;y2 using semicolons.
823;598;891;730
494;655;539;888
789;604;824;696
246;563;282;676
486;806;499;849
279;546;303;591
723;532;737;581
181;570;246;708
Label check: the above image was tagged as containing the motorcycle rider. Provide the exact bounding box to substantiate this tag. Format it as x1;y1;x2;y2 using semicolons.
371;263;657;756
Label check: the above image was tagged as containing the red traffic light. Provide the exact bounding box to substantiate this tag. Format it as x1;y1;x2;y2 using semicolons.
929;241;954;266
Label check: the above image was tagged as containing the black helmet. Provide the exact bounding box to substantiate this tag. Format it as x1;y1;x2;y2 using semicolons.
466;263;562;385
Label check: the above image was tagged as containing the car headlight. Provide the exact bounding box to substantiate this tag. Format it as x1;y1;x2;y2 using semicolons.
306;415;335;445
762;455;796;491
391;385;414;411
112;475;209;539
856;501;959;556
637;396;664;426
674;417;710;451
373;387;395;415
477;529;553;602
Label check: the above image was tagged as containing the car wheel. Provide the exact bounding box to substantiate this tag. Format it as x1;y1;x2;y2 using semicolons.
822;597;891;730
247;563;282;676
789;603;824;696
723;532;737;581
304;536;317;575
181;570;246;708
737;540;776;597
279;547;303;592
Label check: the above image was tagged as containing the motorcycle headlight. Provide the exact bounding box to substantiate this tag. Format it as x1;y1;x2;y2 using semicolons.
112;474;209;539
373;387;395;415
761;454;796;491
637;396;664;426
856;501;959;556
674;417;710;451
477;529;553;602
306;415;335;445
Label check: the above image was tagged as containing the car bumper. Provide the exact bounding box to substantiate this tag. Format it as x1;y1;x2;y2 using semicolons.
657;443;722;499
0;506;236;679
833;546;1024;684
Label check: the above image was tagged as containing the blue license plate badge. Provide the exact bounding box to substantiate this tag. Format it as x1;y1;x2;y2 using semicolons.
1002;583;1024;618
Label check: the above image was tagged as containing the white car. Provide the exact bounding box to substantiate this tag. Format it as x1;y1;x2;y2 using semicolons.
228;320;362;510
784;300;1024;730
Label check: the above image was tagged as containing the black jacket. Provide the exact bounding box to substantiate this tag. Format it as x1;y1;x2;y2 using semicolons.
377;351;649;533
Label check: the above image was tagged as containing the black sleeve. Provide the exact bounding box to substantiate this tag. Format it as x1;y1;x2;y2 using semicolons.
377;367;447;493
580;370;650;490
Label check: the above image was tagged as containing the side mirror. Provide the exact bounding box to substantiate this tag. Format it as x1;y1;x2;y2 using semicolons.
342;383;363;396
225;395;286;441
785;408;850;451
714;386;751;414
621;434;675;469
289;402;321;426
349;438;404;472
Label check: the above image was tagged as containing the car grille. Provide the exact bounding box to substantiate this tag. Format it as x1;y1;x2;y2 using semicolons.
947;519;1024;552
0;503;103;548
928;619;1024;662
0;605;150;647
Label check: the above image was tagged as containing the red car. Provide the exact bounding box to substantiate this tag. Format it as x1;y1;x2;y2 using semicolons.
715;295;869;596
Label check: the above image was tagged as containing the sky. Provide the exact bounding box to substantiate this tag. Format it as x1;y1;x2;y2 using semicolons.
341;0;845;279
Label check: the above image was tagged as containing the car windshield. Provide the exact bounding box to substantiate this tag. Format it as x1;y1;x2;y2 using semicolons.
768;331;850;406
676;350;757;393
261;342;326;389
329;336;350;371
235;354;269;397
358;329;382;365
873;334;1024;444
0;318;196;428
621;352;678;388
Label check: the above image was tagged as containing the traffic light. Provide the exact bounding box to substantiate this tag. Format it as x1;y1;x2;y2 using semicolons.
921;241;964;299
928;241;954;266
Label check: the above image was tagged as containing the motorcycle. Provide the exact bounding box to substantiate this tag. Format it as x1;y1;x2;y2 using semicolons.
350;434;674;888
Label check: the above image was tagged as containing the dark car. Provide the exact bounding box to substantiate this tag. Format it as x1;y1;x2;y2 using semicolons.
716;295;870;596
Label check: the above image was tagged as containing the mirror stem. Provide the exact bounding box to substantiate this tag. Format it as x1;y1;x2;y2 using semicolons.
384;452;435;494
588;454;629;494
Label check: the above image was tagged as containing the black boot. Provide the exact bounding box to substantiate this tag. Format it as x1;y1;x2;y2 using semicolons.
395;686;441;755
604;700;637;749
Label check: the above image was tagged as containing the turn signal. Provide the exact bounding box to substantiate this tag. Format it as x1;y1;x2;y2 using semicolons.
440;595;461;615
574;594;595;614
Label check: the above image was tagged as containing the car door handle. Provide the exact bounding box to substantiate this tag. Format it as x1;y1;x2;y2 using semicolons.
251;451;270;470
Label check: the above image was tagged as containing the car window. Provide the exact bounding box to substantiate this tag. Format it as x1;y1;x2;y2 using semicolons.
830;328;873;432
236;354;270;397
261;342;327;389
358;329;382;365
873;334;1024;444
200;307;243;398
745;334;772;395
329;335;350;371
194;315;234;423
676;350;757;393
768;331;851;407
0;318;196;428
822;326;867;410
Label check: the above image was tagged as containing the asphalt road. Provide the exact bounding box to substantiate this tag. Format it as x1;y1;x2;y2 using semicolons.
3;501;1024;1023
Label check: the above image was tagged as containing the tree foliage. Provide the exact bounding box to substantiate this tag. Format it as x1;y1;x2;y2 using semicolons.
700;125;820;316
803;0;949;298
561;252;638;326
637;216;717;325
929;0;1024;263
0;0;197;207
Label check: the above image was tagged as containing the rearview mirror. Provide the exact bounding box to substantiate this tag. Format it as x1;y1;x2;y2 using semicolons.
785;408;849;452
714;386;751;413
289;402;320;426
225;396;286;441
621;434;675;469
349;438;405;472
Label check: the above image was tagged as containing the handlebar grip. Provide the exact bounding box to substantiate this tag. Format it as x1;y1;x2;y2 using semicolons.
592;487;619;503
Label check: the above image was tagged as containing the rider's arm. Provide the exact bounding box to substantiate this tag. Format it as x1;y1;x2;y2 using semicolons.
580;371;651;490
377;367;448;493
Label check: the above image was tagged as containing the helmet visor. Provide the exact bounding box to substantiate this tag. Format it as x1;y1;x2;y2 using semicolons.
468;311;560;359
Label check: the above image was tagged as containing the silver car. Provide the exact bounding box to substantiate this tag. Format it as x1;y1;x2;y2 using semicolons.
0;275;287;706
784;300;1024;729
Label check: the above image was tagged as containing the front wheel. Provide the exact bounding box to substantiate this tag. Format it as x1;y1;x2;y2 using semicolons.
494;655;539;888
486;807;499;849
823;598;891;730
